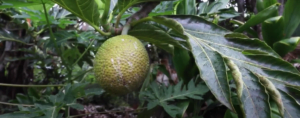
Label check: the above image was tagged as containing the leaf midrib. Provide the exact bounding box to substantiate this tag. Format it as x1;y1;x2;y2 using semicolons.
188;33;231;109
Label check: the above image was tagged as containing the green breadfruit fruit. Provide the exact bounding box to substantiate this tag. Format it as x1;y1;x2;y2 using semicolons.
94;35;150;95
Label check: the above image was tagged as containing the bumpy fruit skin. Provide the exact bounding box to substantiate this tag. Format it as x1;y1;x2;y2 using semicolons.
94;35;149;95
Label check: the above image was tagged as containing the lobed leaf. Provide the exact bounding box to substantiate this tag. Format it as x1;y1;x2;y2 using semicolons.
164;15;300;118
51;0;100;26
140;80;209;117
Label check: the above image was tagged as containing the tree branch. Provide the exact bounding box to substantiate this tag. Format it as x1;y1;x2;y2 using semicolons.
104;2;160;35
126;2;160;24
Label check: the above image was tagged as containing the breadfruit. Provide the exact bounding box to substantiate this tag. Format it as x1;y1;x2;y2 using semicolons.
94;35;149;95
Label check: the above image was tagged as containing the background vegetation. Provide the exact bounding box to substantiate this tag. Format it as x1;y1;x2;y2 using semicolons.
0;0;300;118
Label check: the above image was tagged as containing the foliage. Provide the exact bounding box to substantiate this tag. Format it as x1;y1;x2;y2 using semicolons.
235;0;300;56
0;83;103;118
0;0;300;118
140;80;209;117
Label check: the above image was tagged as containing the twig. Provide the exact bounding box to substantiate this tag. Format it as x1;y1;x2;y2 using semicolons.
0;101;34;107
126;2;160;24
111;2;160;35
72;39;95;66
0;83;64;87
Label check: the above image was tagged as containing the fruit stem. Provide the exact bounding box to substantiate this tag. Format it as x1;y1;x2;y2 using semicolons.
121;24;131;35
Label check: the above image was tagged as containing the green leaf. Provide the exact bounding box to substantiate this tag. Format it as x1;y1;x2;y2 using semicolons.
113;0;176;15
197;2;208;15
27;88;40;99
176;101;189;118
67;103;84;110
224;109;238;118
0;30;30;45
256;0;264;12
279;90;300;118
165;15;300;118
273;37;300;56
234;4;279;32
205;2;223;14
175;0;196;15
230;19;258;38
0;0;53;9
264;0;277;7
262;16;284;47
172;47;190;80
128;23;188;50
150;1;175;16
140;80;209;117
16;94;33;104
157;65;172;80
217;8;240;21
132;16;185;35
283;0;300;38
0;112;41;118
35;101;62;118
63;83;88;103
51;0;101;26
152;16;185;35
112;0;131;14
84;84;105;96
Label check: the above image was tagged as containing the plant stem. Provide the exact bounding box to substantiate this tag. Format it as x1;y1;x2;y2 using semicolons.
121;24;131;35
93;25;111;36
130;16;152;27
65;106;70;117
115;4;133;28
0;36;33;45
42;0;73;79
0;83;64;87
72;39;95;66
79;68;93;82
42;0;58;52
0;101;34;107
100;0;111;25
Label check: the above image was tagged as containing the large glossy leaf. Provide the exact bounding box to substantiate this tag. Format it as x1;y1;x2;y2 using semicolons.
273;37;300;56
263;0;278;9
113;0;175;14
262;16;284;47
0;0;53;9
205;2;223;14
283;0;300;38
256;0;264;12
150;1;175;16
292;24;300;37
175;0;196;15
164;15;300;118
51;0;101;26
234;4;279;32
128;23;188;50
